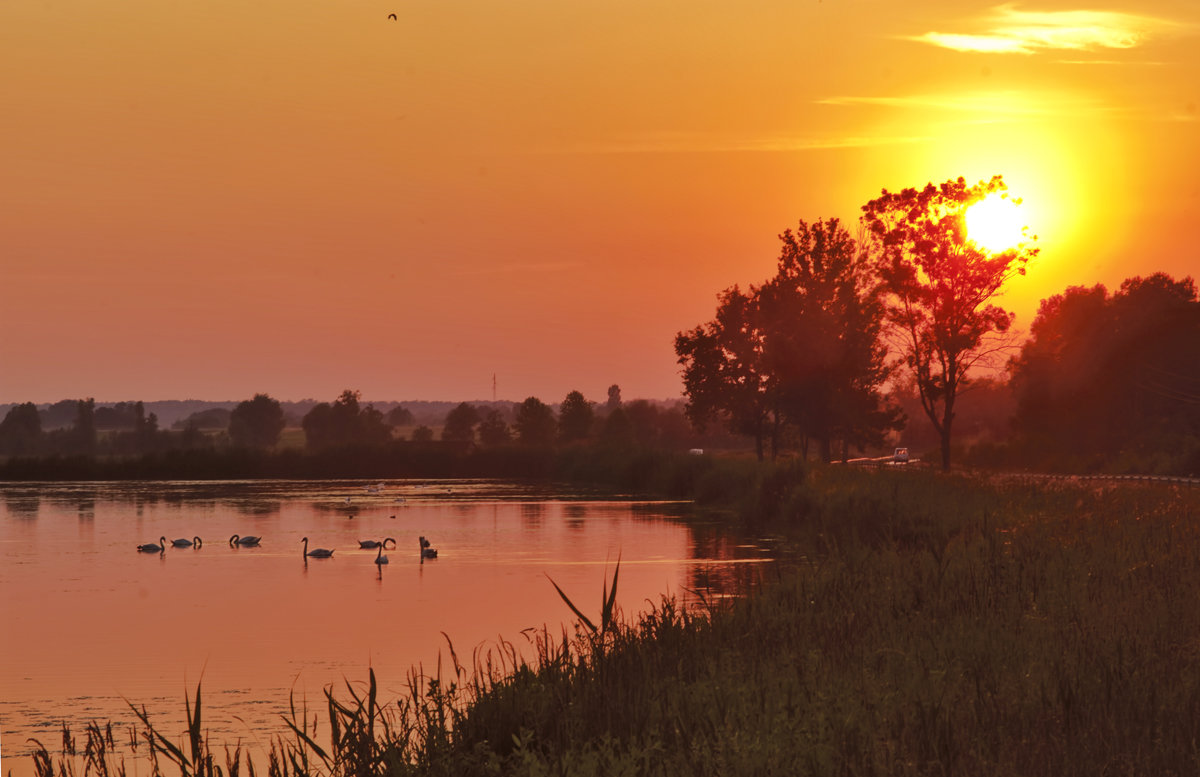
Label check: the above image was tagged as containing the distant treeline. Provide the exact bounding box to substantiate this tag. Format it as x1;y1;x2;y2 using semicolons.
0;385;756;482
0;398;522;433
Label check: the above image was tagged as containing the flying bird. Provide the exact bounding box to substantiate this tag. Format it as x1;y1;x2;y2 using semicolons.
388;13;397;20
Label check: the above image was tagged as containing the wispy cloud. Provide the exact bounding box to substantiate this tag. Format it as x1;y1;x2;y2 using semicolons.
819;90;1187;126
1054;59;1167;66
457;260;582;276
737;134;931;152
547;132;929;155
911;4;1191;55
818;90;1111;118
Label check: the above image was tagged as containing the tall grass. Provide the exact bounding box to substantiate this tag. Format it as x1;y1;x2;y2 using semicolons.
27;468;1200;776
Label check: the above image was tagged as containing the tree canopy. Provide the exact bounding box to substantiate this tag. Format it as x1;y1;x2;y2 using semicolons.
477;408;512;445
302;390;391;450
442;403;481;443
386;406;415;428
676;285;778;460
676;218;899;461
558;390;595;442
514;397;556;446
0;403;42;456
1009;273;1200;473
229;394;285;449
759;217;899;460
861;175;1038;469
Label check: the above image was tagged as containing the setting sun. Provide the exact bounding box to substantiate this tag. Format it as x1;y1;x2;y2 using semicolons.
965;193;1029;254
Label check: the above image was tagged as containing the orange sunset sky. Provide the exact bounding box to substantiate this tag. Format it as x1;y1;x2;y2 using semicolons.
2;0;1198;405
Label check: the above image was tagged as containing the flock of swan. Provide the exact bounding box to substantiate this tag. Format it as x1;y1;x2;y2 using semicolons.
136;484;446;564
136;533;438;564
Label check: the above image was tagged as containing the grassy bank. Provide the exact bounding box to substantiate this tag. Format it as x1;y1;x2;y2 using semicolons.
27;466;1200;776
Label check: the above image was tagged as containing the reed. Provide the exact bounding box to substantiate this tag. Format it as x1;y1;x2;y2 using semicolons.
26;468;1200;776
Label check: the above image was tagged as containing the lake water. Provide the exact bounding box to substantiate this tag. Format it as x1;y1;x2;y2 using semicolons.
0;479;772;775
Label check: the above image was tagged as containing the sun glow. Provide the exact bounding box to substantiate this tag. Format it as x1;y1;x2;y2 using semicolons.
965;193;1029;253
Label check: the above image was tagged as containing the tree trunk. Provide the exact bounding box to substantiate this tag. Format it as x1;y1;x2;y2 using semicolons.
940;396;955;471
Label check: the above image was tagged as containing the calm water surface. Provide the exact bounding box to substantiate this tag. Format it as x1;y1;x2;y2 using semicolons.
0;479;771;774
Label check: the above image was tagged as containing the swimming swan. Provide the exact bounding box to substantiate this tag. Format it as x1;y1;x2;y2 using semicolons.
230;535;262;547
358;537;396;549
374;544;389;565
137;537;167;553
171;536;201;548
419;536;437;559
302;537;335;558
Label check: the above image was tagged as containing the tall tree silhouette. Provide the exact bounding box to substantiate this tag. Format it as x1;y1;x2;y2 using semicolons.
1010;273;1200;473
675;286;779;460
758;218;899;461
442;402;480;443
605;384;622;412
73;398;96;456
862;175;1037;470
0;403;43;455
302;390;390;450
558;390;595;442
229;393;286;449
514;397;556;446
477;408;512;445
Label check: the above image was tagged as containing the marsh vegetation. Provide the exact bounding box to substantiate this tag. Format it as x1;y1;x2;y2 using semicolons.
24;466;1200;776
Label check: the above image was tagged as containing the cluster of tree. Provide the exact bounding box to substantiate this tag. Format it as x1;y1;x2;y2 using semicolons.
0;398;174;458
299;390;391;450
171;408;231;431
676;176;1036;468
677;218;901;462
0;383;728;463
1007;273;1200;473
419;385;725;451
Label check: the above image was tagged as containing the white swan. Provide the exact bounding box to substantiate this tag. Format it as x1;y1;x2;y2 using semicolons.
171;536;201;548
137;537;167;553
302;537;335;558
374;544;389;565
230;534;261;547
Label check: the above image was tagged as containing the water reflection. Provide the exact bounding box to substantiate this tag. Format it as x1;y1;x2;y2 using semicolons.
564;503;587;528
235;500;282;516
520;502;545;528
4;492;40;519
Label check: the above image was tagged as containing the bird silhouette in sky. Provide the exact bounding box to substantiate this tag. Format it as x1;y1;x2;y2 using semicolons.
388;13;397;20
